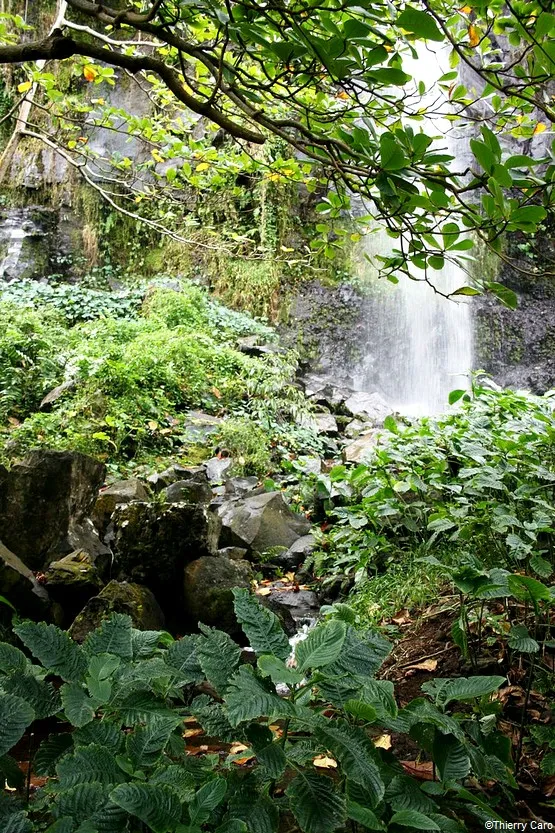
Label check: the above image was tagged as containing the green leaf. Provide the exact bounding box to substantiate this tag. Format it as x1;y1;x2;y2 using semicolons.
286;772;346;833
507;625;539;654
324;627;391;680
390;810;440;830
233;588;290;661
83;614;133;660
197;626;241;695
257;655;303;686
188;778;227;826
111;782;182;833
126;715;181;768
14;621;87;683
470;139;495;173
295;620;347;671
56;781;105;821
165;635;203;685
315;720;385;807
0;694;34;757
440;676;505;707
34;733;73;776
529;555;553;579
343;700;377;723
0;643;28;675
508;574;551;602
225;666;294;727
61;683;97;727
2;672;60;719
432;733;471;782
380;133;407;171
346;800;384;830
396;7;442;40
509;205;547;226
57;744;122;788
0;754;25;790
486;282;518;310
386;775;435;813
451;287;480;298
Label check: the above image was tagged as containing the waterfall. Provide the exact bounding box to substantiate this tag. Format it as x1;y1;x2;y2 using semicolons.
355;45;473;417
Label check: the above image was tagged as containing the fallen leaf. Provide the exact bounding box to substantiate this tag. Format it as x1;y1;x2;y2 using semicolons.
229;743;250;755
255;587;271;596
313;755;338;769
285;572;296;582
17;80;32;93
401;760;434;780
374;735;392;750
183;728;204;738
406;659;438;673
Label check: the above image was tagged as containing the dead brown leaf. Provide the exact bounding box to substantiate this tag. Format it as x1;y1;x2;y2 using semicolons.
313;755;338;769
374;735;392;750
405;659;438;674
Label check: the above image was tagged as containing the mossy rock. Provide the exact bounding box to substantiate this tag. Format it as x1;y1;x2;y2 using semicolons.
69;580;165;642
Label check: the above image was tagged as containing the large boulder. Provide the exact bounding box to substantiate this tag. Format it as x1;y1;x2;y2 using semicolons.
218;492;310;555
0;539;51;618
162;477;213;505
0;450;106;569
93;478;151;535
344;391;390;423
183;556;253;634
273;534;316;572
44;550;103;623
69;580;165;642
344;430;381;463
147;464;206;493
112;502;221;618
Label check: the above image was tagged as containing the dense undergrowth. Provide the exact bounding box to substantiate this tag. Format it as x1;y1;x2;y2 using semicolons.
0;279;318;476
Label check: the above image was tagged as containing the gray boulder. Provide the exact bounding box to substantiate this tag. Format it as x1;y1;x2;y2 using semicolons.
344;391;390;423
273;534;316;571
224;476;261;499
218;491;310;555
301;412;338;436
182;410;223;442
265;588;320;624
93;478;151;534
69;580;165;642
0;450;106;569
112;502;220;617
163;477;213;504
206;456;233;484
44;550;103;623
183;556;253;634
0;539;51;618
147;464;206;493
344;430;381;463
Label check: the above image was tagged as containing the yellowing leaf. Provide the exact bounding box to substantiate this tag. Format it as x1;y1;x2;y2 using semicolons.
468;24;480;46
374;734;392;750
17;80;32;93
83;65;98;82
255;587;271;596
313;755;338;769
196;162;210;172
459;5;472;13
534;122;547;135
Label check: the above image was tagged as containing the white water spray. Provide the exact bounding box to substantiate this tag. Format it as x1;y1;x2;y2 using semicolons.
355;46;473;416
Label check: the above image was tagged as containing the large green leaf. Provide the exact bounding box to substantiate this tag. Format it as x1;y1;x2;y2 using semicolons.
57;744;123;789
197;626;241;695
188;778;227;826
385;776;435;813
315;720;384;807
126;715;181;768
14;621;87;683
164;635;204;685
0;796;32;833
34;733;73;776
396;7;443;40
60;683;97;728
295;620;347;672
432;733;471;782
324;628;391;679
0;643;28;675
225;666;294;727
83;614;133;660
0;694;34;757
439;676;505;707
507;625;539;653
110;782;182;833
56;781;106;821
287;772;346;833
2;672;60;719
246;724;286;778
257;655;304;686
346;800;384;830
233;588;290;661
389;810;440;830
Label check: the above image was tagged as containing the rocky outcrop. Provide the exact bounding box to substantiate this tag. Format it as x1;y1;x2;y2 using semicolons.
218;491;310;556
93;478;151;535
183;556;253;634
44;550;103;623
344;430;381;463
162;477;213;504
69;580;165;641
0;450;107;570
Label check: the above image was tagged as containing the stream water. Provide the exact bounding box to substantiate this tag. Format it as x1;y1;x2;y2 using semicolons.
354;46;474;417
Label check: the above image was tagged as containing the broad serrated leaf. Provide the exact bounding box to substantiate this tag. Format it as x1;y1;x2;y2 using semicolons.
191;695;235;742
529;554;553;579
126;715;181;768
115;690;181;725
14;621;87;683
0;643;28;675
286;772;346;833
0;754;25;789
2;672;60;719
225;666;294;727
440;676;505;707
227;789;278;833
246;724;286;778
57;744;123;788
0;694;34;757
110;782;181;833
385;775;435;813
73;720;122;752
0;800;33;833
360;679;398;720
257;655;303;686
315;720;384;807
34;733;73;776
343;700;377;723
233;588;290;661
83;614;133;660
295;620;347;672
61;683;96;727
346;800;384;830
324;627;391;679
164;636;204;685
432;733;471;782
56;781;105;821
390;810;440;830
507;625;539;653
197;626;241;695
131;629;168;658
188;778;227;826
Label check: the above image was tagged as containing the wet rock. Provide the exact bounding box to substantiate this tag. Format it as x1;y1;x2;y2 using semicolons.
344;391;390;423
147;464;205;493
301;412;338;436
218;491;310;555
206;456;233;484
182;410;223;442
224;476;261;498
264;588;320;625
163;477;213;504
344;431;381;463
295;457;322;476
218;546;249;561
344;417;371;438
237;336;278;357
0;539;51;618
258;596;297;636
0;450;106;570
302;375;354;413
69;580;165;642
44;550;103;622
93;478;151;535
183;556;253;634
112;502;220;619
274;534;316;571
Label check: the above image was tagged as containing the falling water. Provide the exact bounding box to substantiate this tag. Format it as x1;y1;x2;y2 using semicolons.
355;46;473;417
